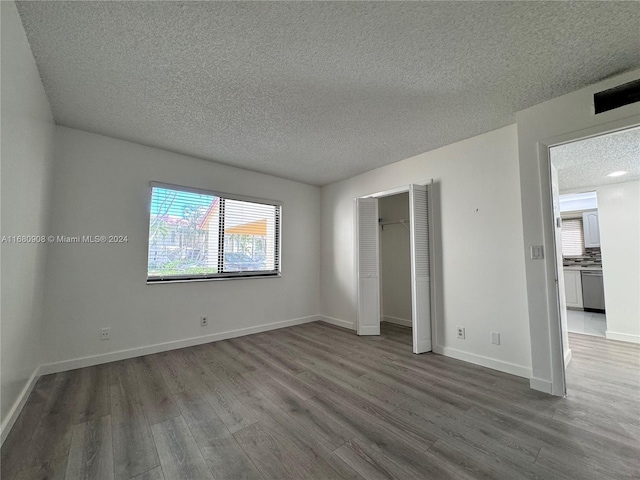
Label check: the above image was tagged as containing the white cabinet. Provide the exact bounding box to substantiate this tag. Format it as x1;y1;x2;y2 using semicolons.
583;210;600;248
563;269;583;308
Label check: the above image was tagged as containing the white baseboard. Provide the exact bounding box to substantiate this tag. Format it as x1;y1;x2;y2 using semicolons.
605;330;640;344
564;348;572;367
318;315;355;331
432;344;531;379
1;367;40;445
382;316;412;328
529;377;553;394
39;315;320;376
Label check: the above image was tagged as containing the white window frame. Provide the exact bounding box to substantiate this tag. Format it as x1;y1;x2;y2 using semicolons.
147;182;282;284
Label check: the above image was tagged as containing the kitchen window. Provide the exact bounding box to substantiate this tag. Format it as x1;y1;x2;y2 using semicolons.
561;217;585;257
147;182;281;283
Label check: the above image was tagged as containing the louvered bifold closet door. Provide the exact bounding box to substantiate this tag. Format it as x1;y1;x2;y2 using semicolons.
410;184;432;353
356;197;381;335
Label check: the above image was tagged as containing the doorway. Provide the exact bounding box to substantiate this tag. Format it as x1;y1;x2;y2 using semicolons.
548;126;640;398
356;184;434;354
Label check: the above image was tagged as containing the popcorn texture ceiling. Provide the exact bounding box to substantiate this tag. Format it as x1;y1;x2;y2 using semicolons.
551;127;640;192
15;1;640;186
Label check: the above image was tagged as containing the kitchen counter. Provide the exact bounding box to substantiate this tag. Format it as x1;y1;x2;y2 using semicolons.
563;265;602;271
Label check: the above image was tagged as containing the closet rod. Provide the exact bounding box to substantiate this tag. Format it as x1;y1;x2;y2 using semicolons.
379;219;410;230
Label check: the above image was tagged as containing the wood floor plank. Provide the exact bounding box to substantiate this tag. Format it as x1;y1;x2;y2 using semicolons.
427;439;544;480
0;389;48;478
71;365;111;424
334;438;406;480
233;422;309;480
393;399;540;466
130;466;165;480
194;346;258;395
536;444;637;480
338;432;464;480
243;365;316;401
297;370;437;450
465;404;640;470
173;388;263;480
133;356;180;425
236;390;362;480
155;350;201;394
552;398;640;444
297;366;403;414
13;454;68;480
199;374;260;434
110;379;160;480
307;392;435;458
150;416;215;480
240;336;307;376
66;415;114;480
21;375;77;471
267;330;369;379
247;371;353;450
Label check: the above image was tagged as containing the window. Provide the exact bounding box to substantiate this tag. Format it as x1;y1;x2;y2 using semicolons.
560;217;584;257
147;183;281;282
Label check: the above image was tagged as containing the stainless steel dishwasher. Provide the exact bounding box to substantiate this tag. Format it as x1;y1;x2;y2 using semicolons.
582;270;605;313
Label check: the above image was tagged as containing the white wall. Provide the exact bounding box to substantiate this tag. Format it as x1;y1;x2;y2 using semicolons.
321;125;532;377
0;1;56;436
516;68;640;394
42;127;320;368
379;193;412;326
598;180;640;343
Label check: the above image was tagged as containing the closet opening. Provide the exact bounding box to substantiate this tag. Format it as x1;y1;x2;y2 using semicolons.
379;192;413;342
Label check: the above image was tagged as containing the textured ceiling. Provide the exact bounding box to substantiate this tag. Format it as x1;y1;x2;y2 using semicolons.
16;1;640;186
551;127;640;192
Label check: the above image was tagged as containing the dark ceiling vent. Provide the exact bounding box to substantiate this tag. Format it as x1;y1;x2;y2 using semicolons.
594;79;640;114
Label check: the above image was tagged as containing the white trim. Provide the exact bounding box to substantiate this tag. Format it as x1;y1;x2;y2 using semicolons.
529;377;553;394
382;316;412;328
39;315;319;376
605;331;640;344
1;367;40;445
366;185;409;199
319;315;355;330
564;348;572;367
362;179;433;199
432;345;531;379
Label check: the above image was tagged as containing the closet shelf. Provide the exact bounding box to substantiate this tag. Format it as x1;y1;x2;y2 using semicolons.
379;219;410;230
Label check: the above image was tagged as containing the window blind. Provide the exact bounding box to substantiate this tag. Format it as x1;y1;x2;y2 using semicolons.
147;183;281;282
561;218;584;257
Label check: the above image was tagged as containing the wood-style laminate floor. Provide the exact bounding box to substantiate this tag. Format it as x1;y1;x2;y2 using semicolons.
2;322;639;480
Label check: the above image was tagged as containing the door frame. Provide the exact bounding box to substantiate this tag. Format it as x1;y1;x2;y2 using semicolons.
540;118;640;396
356;180;437;353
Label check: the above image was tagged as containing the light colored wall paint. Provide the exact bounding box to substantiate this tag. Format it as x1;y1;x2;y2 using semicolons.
43;127;320;365
320;125;532;376
379;193;412;324
0;1;56;430
516;68;640;394
597;180;640;343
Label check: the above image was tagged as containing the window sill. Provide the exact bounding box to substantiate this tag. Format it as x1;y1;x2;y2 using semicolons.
147;272;281;284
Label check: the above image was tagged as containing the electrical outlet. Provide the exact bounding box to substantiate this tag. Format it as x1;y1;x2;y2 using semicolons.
491;331;501;345
100;328;110;340
200;316;209;327
456;326;465;339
